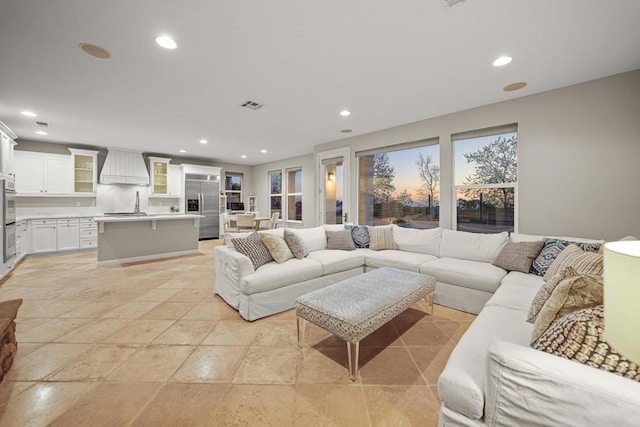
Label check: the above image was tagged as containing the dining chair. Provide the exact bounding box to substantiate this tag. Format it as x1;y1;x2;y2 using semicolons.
221;212;238;233
236;213;256;231
269;211;280;229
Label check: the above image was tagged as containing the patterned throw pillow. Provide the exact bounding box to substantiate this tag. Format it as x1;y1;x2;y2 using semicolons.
260;233;294;264
230;232;274;270
284;229;309;259
542;244;604;281
367;225;398;251
533;306;640;382
530;239;602;276
346;225;370;248
530;269;604;344
326;230;356;251
493;241;545;273
527;268;574;323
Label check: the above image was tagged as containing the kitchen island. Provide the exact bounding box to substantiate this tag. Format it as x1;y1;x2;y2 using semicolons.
94;214;204;265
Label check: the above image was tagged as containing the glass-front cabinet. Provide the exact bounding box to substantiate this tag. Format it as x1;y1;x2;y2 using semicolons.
68;149;98;194
149;157;170;195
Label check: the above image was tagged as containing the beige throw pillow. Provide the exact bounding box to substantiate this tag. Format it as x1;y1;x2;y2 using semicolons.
493;241;545;273
283;229;308;259
326;230;355;251
526;269;571;323
260;233;294;264
531;269;603;344
543;244;603;281
367;225;398;251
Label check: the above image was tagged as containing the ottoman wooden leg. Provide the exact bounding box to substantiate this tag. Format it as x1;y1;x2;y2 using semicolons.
424;293;434;315
347;341;360;381
296;317;306;348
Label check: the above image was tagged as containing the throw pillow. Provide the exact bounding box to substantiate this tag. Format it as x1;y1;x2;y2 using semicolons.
326;230;356;251
346;225;370;248
526;268;574;323
367;225;398;251
260;233;294;264
530;269;604;344
530;239;602;276
284;229;309;259
543;244;604;281
533;306;640;382
493;241;545;273
230;232;274;270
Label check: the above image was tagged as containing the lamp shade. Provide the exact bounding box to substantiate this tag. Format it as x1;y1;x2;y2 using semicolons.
603;241;640;365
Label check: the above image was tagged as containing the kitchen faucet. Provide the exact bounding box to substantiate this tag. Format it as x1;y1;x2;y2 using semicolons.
135;190;140;215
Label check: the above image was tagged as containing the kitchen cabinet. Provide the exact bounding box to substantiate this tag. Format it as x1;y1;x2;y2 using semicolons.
30;219;57;253
14;152;73;194
69;149;98;194
15;220;27;262
56;218;80;251
0;130;16;183
79;217;97;248
149;157;182;197
181;164;221;177
167;164;182;197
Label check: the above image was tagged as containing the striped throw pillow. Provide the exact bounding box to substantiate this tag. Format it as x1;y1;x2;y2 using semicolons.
543;244;603;281
367;225;398;251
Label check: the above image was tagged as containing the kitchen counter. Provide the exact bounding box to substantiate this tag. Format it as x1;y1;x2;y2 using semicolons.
95;214;205;265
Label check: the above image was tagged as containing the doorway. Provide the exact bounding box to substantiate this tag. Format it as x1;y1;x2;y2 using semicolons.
317;148;350;225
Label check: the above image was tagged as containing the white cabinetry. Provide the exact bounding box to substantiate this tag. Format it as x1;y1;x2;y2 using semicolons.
30;219;58;253
0;130;16;183
69;149;98;194
100;150;149;185
14;152;73;194
181;164;221;177
80;217;97;248
149;157;181;197
167;164;182;197
56;218;80;251
15;220;28;262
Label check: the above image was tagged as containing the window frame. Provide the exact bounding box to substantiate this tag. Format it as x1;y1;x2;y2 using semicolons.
224;172;243;207
268;170;283;219
285;167;303;223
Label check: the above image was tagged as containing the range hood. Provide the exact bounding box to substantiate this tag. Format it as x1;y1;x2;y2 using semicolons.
100;149;149;185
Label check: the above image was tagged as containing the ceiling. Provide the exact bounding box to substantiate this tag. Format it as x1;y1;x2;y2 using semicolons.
1;1;639;166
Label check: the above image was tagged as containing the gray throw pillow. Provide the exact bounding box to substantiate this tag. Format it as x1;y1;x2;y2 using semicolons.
326;230;356;251
493;241;545;272
284;229;309;259
230;232;274;270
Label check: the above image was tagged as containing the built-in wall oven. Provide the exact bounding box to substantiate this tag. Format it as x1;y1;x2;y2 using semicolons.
2;180;16;262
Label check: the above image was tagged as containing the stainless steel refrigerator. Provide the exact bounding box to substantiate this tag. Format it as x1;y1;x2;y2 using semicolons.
185;173;220;239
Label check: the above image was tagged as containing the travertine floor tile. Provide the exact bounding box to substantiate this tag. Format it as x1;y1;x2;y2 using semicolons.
139;302;198;320
397;321;453;347
293;384;370;427
214;384;295;426
407;345;456;385
363;385;440;427
106;345;195;382
99;301;161;319
152;320;216;345
54;319;133;343
297;347;353;384
5;343;91;381
233;346;300;385
171;345;247;383
102;319;175;344
201;320;259;346
181;300;239;321
47;344;139;381
358;347;425;385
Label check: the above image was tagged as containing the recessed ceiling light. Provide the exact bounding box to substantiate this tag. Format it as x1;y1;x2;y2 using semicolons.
199;139;208;144
241;155;247;159
179;149;187;153
492;56;512;67
260;149;267;154
340;129;352;134
35;131;47;135
503;82;527;92
21;111;37;117
79;42;112;59
156;36;177;50
339;110;351;117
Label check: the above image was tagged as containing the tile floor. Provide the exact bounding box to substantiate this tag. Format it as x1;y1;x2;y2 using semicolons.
0;240;475;426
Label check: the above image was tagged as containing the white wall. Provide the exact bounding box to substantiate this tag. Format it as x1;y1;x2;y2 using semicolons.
313;70;640;241
251;154;315;227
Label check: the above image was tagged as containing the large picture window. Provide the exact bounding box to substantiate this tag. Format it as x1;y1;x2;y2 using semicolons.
225;173;243;207
454;124;518;233
269;170;282;218
286;168;303;222
357;140;439;229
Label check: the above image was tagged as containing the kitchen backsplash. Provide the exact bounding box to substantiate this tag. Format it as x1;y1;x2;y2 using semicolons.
16;184;183;218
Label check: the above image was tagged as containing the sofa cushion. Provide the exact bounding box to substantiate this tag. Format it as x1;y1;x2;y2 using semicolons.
531;269;604;343
438;305;533;420
439;229;508;263
543;244;603;281
493;241;544;273
240;258;323;294
392;225;441;256
260;233;294;264
362;249;437;272
290;226;327;252
346;225;370;248
420;257;507;293
323;224;346;232
230;233;274;270
533;305;640;382
307;250;365;275
486;271;544;312
326;230;355;251
367;225;398;250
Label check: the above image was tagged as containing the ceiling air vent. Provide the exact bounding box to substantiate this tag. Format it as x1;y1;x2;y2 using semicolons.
35;121;50;128
240;100;264;110
440;0;466;8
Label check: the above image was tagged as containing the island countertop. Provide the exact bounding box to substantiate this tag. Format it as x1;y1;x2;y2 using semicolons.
94;214;204;223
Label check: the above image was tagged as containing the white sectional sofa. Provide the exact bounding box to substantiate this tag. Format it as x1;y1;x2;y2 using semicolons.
214;224;511;321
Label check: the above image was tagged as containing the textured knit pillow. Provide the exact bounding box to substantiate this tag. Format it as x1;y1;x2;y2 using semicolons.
326;230;356;251
346;225;370;248
527;268;575;323
367;225;398;251
230;232;274;270
493;241;545;273
533;306;640;382
543;244;604;281
531;239;602;276
260;233;294;264
530;270;604;344
283;229;309;259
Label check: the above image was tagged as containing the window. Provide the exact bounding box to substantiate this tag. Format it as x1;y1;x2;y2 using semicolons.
269;171;282;218
286;168;303;222
225;173;243;208
454;124;518;233
357;139;440;229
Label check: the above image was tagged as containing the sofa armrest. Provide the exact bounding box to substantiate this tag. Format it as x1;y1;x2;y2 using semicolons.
213;246;255;306
485;340;640;427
